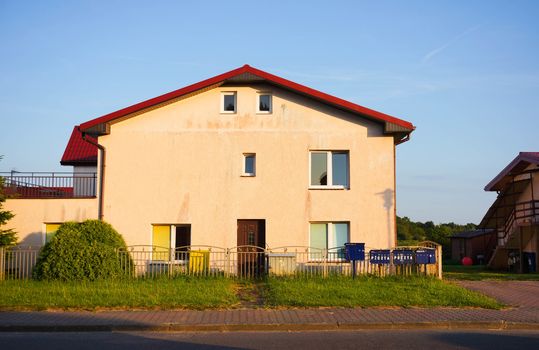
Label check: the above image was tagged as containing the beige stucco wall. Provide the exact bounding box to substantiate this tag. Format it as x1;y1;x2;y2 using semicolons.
4;198;97;247
98;84;397;249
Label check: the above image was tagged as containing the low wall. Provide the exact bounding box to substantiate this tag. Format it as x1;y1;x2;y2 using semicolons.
3;198;98;247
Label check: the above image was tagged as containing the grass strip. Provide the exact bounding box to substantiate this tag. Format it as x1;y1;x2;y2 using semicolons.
262;275;502;309
0;276;238;310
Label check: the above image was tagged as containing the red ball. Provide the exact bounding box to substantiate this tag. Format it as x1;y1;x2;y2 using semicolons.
461;257;473;266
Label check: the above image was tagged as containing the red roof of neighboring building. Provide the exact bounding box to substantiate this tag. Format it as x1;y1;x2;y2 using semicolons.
60;126;98;166
484;152;539;191
79;65;415;136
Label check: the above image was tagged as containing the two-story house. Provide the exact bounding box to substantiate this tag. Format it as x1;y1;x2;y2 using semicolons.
3;65;415;254
478;152;539;272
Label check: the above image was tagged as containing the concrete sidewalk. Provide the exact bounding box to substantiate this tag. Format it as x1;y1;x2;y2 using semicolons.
1;306;538;332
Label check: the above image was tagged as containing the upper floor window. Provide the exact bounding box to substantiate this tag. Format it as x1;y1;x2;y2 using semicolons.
242;153;256;176
310;151;349;189
257;93;272;113
221;92;237;113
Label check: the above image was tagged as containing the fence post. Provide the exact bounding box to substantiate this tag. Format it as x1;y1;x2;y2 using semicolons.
225;248;230;278
323;249;328;278
436;245;443;279
0;247;4;281
168;247;173;278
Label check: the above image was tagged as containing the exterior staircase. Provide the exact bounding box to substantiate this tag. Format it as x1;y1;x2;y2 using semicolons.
487;200;539;269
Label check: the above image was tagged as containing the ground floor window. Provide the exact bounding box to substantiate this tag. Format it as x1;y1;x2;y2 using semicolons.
309;222;349;260
44;223;62;244
152;224;191;261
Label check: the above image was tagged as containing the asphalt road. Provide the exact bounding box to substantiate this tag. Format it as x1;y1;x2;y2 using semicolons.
1;330;538;350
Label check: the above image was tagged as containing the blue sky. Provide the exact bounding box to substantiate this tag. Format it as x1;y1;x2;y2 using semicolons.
1;1;538;224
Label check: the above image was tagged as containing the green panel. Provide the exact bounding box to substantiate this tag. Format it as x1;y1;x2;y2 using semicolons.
310;223;327;260
333;223;349;249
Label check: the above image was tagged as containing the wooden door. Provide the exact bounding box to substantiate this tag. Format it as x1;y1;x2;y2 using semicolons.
237;220;266;277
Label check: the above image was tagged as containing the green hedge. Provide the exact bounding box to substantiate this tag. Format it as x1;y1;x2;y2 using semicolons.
33;220;133;281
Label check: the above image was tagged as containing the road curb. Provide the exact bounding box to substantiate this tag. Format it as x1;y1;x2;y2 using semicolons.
2;321;539;332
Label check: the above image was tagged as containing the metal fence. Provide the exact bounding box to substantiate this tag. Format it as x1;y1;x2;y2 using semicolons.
0;243;442;280
0;172;97;199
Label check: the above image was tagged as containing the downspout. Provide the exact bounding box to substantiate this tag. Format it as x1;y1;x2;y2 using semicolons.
81;129;105;221
393;142;397;246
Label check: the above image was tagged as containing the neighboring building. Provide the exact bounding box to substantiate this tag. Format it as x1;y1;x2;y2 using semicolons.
3;65;415;253
479;152;539;272
450;229;495;264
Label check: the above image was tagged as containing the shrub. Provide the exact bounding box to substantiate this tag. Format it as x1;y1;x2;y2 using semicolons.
33;220;133;281
0;157;17;246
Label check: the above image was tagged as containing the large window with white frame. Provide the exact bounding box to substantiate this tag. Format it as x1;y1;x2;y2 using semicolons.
257;92;272;113
310;151;349;188
152;224;191;261
221;91;237;113
309;222;349;260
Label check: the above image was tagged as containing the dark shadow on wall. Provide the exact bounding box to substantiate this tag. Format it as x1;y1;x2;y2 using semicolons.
376;189;394;247
16;232;43;248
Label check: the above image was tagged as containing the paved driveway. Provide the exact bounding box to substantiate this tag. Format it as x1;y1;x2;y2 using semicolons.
457;281;539;307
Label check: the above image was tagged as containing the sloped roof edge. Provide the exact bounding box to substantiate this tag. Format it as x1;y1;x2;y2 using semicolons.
79;64;415;134
60;126;98;166
484;152;539;191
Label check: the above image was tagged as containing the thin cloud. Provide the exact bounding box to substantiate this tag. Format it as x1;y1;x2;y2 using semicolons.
422;24;482;63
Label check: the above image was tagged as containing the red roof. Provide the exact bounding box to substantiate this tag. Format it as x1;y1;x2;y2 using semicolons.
484;152;539;191
60;126;98;166
79;65;415;136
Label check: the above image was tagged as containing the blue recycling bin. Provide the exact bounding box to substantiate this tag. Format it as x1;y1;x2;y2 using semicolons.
415;249;436;264
393;249;414;265
345;243;365;261
370;249;391;265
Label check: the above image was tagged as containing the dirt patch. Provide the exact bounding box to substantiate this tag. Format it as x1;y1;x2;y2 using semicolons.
235;281;265;308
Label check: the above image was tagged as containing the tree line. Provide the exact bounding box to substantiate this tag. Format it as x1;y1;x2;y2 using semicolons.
397;216;476;257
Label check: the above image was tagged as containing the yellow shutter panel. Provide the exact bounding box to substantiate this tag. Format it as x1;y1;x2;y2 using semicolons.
152;225;170;260
45;223;62;243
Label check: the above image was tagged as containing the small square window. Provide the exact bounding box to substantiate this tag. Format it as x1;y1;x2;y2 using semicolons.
221;92;236;113
257;93;272;113
243;153;256;176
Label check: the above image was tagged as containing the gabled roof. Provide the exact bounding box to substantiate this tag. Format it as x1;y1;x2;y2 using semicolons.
78;65;415;141
60;126;98;166
484;152;539;191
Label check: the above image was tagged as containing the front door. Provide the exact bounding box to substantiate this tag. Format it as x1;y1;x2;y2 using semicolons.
237;220;266;277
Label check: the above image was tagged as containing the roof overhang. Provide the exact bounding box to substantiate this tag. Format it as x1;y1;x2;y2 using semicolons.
485;152;539;191
479;178;530;228
79;65;415;144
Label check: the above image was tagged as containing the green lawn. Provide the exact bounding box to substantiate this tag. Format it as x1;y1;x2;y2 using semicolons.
0;275;503;310
0;277;238;310
262;276;502;309
443;265;539;281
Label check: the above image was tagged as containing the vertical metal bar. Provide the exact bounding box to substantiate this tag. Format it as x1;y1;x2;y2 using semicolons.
0;247;4;281
436;245;443;279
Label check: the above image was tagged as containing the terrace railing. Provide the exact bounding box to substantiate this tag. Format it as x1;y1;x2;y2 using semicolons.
0;172;97;199
0;243;442;281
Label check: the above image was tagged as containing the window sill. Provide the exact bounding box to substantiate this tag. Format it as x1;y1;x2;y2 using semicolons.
256;111;272;115
241;173;256;177
220;111;236;114
309;186;348;190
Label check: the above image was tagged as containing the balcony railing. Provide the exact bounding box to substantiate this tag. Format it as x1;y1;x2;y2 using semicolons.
0;172;97;199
